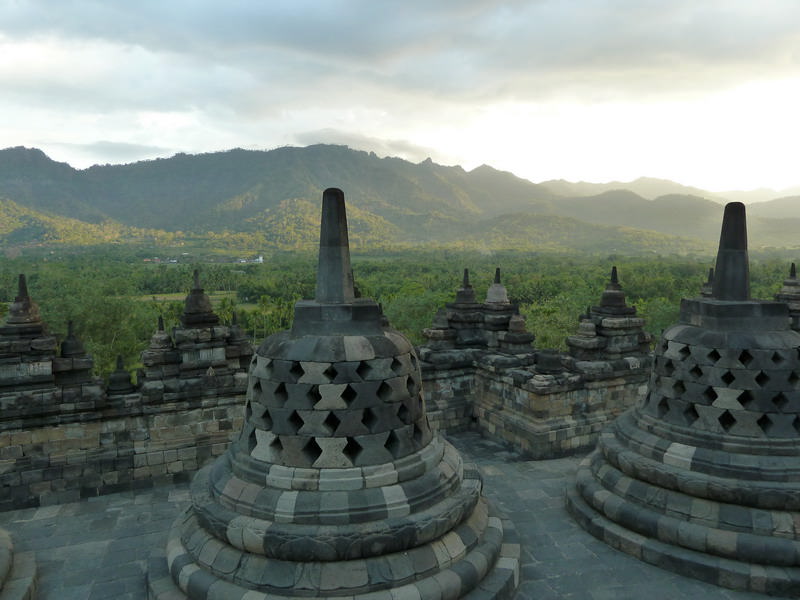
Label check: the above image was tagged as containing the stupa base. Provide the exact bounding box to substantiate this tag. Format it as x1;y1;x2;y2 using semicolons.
567;467;800;597
147;504;519;600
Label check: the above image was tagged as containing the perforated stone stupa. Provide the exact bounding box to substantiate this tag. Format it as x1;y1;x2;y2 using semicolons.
148;188;519;600
568;202;800;595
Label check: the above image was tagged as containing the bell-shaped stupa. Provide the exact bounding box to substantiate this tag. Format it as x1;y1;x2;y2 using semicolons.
148;188;519;599
568;202;800;595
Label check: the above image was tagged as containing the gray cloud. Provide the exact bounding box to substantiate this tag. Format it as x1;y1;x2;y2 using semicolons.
3;0;799;106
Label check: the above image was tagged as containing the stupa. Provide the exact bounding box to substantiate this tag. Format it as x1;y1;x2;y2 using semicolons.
148;188;519;599
568;202;800;595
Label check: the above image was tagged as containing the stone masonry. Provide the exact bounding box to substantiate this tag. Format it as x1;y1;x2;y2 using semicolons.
147;188;520;600
568;202;800;595
419;266;652;458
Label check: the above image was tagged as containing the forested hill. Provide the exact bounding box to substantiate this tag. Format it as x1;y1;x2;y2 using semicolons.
0;145;798;252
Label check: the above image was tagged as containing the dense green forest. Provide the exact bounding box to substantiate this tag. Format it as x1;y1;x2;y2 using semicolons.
0;246;795;377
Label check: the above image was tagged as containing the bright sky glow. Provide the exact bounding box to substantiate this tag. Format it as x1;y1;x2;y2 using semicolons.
2;1;800;194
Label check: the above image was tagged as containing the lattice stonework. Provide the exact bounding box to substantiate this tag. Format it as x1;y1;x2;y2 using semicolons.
644;337;800;438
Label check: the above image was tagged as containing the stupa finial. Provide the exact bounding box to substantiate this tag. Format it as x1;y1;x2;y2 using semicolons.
610;266;620;287
494;267;501;284
192;269;201;291
315;188;355;303
157;315;165;331
711;202;750;300
791;263;797;279
462;268;471;289
17;274;28;299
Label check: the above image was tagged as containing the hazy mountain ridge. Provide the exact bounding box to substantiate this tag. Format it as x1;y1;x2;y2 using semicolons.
0;145;797;251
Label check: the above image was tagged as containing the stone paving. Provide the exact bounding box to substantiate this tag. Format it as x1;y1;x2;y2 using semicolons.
0;431;769;600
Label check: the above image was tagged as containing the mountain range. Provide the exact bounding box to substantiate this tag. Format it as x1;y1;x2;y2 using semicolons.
0;144;798;253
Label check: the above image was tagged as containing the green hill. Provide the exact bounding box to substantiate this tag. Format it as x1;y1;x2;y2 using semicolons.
0;144;794;253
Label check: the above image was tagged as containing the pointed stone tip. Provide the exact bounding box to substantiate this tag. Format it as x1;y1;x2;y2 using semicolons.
116;355;124;370
717;202;748;251
315;187;354;303
157;315;165;331
792;263;797;279
494;268;501;284
462;269;471;288
17;274;28;299
193;270;201;290
711;201;750;300
67;320;74;335
708;267;715;283
610;266;619;285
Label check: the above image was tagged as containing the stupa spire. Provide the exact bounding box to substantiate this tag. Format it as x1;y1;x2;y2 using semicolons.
711;202;750;300
792;262;797;279
494;267;501;284
315;188;355;303
463;268;471;289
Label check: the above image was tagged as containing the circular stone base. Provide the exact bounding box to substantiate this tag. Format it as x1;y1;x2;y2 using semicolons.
567;465;800;597
146;502;519;600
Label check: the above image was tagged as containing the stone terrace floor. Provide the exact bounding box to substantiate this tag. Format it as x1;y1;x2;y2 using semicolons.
1;431;769;600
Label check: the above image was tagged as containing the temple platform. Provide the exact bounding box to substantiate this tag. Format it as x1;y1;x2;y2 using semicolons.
0;431;765;600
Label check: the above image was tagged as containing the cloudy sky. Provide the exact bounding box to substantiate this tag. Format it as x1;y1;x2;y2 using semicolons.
2;0;800;191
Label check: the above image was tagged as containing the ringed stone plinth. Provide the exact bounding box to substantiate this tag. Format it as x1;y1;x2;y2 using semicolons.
567;202;800;595
148;188;519;600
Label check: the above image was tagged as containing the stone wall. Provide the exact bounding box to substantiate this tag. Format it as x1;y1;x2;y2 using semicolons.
0;384;246;511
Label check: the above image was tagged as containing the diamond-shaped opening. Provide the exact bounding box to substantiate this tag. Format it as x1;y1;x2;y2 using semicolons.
245;401;253;421
738;350;754;367
412;423;425;445
702;387;718;403
718;410;736;432
247;428;257;453
737;390;754;408
794;415;800;435
708;349;722;363
252;380;263;396
721;370;735;385
757;413;773;435
406;375;418;399
773;392;789;411
391;357;404;375
301;438;322;464
377;381;393;403
755;371;770;387
270;435;283;452
341;384;358;407
679;345;691;360
689;365;703;378
273;382;288;406
289;361;305;382
672;380;686;395
324;411;341;434
262;409;273;429
343;437;362;464
356;361;372;381
657;397;670;418
288;410;304;434
362;407;379;432
661;339;669;353
307;385;322;406
398;402;412;424
663;359;675;376
323;364;338;382
790;371;800;387
384;430;400;457
410;354;418;370
683;404;699;426
772;351;786;365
